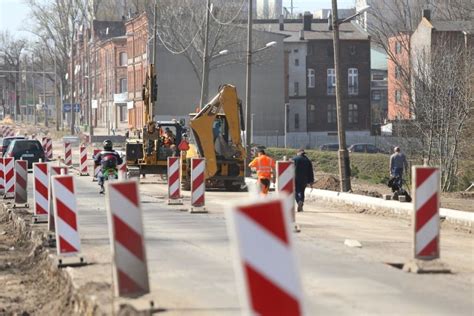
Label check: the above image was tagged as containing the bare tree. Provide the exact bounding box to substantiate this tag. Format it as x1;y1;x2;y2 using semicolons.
0;31;26;118
409;34;472;191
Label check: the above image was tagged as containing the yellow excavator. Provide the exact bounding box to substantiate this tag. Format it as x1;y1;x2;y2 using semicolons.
181;84;246;191
126;64;186;177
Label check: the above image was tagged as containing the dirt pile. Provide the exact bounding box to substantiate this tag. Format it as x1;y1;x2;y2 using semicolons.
314;175;341;191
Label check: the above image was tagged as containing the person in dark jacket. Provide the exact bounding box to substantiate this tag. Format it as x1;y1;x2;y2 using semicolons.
292;148;314;212
94;140;123;193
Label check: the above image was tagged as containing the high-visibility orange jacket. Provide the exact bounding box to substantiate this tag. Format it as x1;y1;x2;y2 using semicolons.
249;154;275;179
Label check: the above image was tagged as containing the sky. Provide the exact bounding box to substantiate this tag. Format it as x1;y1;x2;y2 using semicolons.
0;0;356;38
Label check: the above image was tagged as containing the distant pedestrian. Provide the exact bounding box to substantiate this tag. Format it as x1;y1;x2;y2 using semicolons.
292;148;314;212
248;149;275;195
389;147;408;189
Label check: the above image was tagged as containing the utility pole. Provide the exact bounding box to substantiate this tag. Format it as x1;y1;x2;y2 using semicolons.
32;55;37;125
331;0;352;192
54;45;60;131
151;0;158;121
244;0;253;176
88;8;94;136
106;50;110;135
70;32;76;135
43;48;48;127
200;0;211;108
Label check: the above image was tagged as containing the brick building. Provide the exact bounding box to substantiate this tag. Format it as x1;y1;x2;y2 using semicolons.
125;13;152;130
387;33;411;120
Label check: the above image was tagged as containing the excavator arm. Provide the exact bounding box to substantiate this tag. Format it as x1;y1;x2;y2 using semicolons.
189;84;246;178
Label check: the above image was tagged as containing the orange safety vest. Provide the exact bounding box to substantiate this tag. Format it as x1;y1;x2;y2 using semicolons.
249;155;275;180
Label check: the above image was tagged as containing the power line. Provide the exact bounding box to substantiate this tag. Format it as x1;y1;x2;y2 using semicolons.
208;0;246;25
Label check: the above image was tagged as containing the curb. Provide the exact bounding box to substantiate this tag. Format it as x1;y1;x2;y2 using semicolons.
245;178;473;228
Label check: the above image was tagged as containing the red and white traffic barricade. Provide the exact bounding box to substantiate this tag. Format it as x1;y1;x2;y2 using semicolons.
3;157;14;199
92;149;101;181
118;162;127;180
227;197;304;315
0;158;4;195
79;145;89;176
167;157;182;205
51;175;85;266
33;162;49;223
64;142;72;166
413;167;441;259
276;161;299;232
45;137;53;159
14;160;28;207
106;180;150;297
48;166;68;232
190;158;206;213
42;137;48;156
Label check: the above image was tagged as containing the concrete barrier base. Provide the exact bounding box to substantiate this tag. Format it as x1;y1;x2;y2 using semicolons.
403;259;451;274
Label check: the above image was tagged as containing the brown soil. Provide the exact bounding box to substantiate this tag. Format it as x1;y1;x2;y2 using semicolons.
0;210;75;315
313;175;341;191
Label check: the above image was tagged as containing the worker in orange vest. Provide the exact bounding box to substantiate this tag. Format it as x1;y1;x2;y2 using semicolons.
248;149;276;195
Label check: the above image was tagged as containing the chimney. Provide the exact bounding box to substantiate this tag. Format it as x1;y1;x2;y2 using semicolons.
423;9;431;21
303;11;313;31
279;14;284;31
299;30;305;40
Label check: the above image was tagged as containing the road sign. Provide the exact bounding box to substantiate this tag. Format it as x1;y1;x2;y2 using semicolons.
62;103;81;113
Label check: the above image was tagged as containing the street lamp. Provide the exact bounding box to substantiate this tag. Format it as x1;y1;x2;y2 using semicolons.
244;37;278;176
331;1;370;192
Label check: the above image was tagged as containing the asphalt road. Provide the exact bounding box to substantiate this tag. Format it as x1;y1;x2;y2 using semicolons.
23;168;474;315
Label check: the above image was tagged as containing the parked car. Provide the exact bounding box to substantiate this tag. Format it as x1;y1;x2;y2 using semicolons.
1;136;25;156
320;143;340;151
4;139;45;168
348;143;384;154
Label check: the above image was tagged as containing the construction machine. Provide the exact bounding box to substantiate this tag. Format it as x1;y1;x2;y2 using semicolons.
126;64;186;177
181;84;246;191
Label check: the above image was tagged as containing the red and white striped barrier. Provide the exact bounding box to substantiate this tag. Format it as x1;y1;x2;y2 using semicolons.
42;137;48;156
167;157;182;205
0;126;14;137
33;162;49;222
64;142;72;166
106;180;150;297
118;162;127;180
45;137;53;159
0;158;4;195
190;158;206;213
79;145;89;176
413;167;440;259
92;149;101;181
3;157;14;198
14;160;28;206
276;161;299;231
227;197;304;315
51;175;82;256
48;166;68;232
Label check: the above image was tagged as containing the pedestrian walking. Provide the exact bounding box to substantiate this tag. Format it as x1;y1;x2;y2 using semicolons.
248;149;275;195
389;146;408;189
292;148;314;212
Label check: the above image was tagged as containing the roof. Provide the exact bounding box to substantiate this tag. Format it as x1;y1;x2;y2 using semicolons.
253;19;370;42
430;20;474;33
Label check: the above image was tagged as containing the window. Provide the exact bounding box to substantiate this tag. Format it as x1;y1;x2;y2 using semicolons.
327;104;336;123
119;78;127;93
349;45;357;56
372;73;385;81
348;68;358;95
119;52;127;66
395;41;402;54
327;68;336;95
307;68;315;88
294;82;299;96
372;90;381;101
395;66;401;79
348;104;358;123
295;58;299;66
294;113;300;130
308;104;316;124
395;90;401;103
293;49;299;53
307;45;313;55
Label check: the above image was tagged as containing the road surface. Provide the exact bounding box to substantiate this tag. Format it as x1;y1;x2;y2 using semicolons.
22;168;474;315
